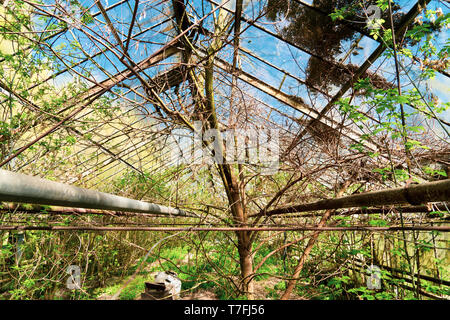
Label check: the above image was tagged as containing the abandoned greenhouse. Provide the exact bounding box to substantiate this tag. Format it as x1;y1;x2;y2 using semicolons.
0;0;449;301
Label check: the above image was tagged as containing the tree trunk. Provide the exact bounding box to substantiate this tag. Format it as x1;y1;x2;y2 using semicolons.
203;33;255;298
229;179;254;298
238;236;254;298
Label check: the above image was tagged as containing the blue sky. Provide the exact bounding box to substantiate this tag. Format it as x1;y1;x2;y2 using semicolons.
35;0;448;135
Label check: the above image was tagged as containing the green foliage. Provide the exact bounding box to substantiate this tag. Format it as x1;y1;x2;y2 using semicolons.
0;0;448;302
328;275;351;289
368;219;389;227
110;170;170;200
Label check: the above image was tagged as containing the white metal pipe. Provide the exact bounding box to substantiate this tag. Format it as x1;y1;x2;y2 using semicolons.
0;169;186;216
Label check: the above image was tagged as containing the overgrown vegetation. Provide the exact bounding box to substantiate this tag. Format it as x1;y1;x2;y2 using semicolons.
0;0;449;300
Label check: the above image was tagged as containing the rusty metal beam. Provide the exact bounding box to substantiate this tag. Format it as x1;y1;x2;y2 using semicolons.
0;45;179;168
256;178;450;217
0;225;448;232
211;54;379;151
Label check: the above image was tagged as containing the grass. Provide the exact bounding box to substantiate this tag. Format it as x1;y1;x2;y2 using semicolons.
93;242;316;300
94;274;155;300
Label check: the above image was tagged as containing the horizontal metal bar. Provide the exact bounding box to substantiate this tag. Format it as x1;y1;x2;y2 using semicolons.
0;169;186;216
0;202;199;218
0;225;448;232
281;204;450;219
